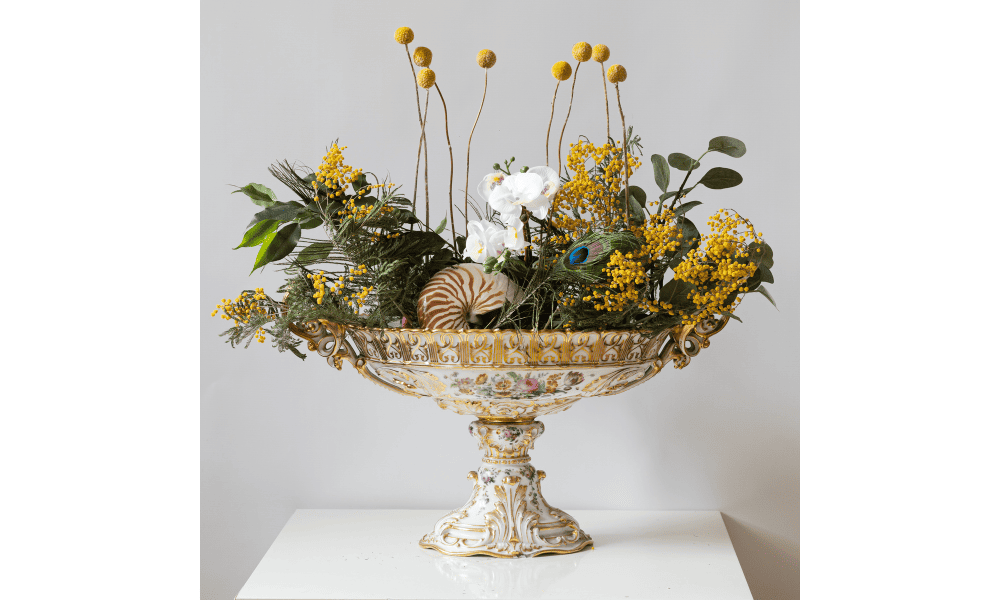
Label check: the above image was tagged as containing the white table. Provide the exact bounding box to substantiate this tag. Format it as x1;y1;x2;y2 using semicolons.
237;509;752;599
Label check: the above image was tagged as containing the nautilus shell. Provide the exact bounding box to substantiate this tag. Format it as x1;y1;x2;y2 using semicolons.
417;263;522;330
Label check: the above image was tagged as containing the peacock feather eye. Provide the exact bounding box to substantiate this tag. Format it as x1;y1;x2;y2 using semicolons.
553;231;643;282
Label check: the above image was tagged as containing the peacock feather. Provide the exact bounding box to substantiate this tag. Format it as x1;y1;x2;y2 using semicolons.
551;231;643;283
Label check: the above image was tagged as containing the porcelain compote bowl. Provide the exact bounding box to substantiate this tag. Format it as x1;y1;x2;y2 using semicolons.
291;316;728;557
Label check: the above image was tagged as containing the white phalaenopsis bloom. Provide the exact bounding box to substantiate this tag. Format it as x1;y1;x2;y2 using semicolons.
503;224;528;252
463;220;506;263
477;167;561;227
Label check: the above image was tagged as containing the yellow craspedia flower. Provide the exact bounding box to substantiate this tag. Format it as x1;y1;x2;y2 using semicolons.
572;42;592;62
607;64;627;83
413;46;432;67
477;49;496;69
552;61;572;81
593;44;610;63
417;68;436;89
394;27;414;44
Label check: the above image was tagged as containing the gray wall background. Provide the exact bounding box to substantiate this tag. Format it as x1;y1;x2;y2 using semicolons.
201;1;799;598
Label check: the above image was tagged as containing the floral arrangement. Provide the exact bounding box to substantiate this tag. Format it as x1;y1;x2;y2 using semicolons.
213;28;776;360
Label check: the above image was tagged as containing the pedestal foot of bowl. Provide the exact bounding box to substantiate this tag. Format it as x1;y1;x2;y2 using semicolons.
418;419;593;558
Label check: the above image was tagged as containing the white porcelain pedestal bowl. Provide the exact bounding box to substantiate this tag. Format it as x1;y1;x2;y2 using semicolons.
291;317;728;557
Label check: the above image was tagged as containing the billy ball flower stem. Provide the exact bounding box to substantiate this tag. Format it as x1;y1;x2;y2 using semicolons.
395;27;423;218
405;44;423;204
412;47;433;231
546;62;571;167
465;50;496;237
434;81;456;247
608;63;629;224
420;90;431;229
593;44;611;142
557;43;592;175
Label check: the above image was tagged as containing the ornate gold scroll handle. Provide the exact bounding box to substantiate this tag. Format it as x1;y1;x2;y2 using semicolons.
657;315;730;370
289;319;361;371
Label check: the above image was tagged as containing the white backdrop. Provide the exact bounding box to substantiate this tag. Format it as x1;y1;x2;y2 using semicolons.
201;1;799;599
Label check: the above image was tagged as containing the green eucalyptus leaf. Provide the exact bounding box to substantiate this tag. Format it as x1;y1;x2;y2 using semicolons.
707;136;747;158
248;202;308;227
659;278;697;310
698;167;743;190
629;194;646;223
747;241;774;269
234;219;279;249
754;285;777;309
673;201;702;217
351;173;370;193
758;263;774;284
677;216;701;255
668;153;701;171
719;310;743;323
296;242;332;264
629;185;647;206
650;154;670;192
233;183;277;208
434;217;448;234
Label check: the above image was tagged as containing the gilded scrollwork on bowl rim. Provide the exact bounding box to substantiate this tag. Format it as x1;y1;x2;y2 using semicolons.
288;316;729;416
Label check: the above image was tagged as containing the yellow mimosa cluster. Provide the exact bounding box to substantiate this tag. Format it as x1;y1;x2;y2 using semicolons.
673;209;763;325
549;140;641;243
314;144;362;200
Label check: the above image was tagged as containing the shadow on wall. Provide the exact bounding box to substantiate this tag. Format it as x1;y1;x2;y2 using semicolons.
722;513;799;600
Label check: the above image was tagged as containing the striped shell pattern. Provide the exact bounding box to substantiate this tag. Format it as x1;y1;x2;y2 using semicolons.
417;263;521;330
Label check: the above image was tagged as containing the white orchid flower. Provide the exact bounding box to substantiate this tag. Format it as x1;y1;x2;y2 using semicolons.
527;166;561;204
463;220;506;263
485;167;560;226
477;172;506;204
504;224;528;252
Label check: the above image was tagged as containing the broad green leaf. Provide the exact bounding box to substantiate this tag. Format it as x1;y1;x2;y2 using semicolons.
298;216;324;230
233;183;277;208
673;201;702;217
395;209;420;225
755;285;778;309
677;216;701;255
352;173;370;193
434;217;448;234
707;136;747;158
234;219;279;249
650;154;670;192
248;202;308;227
659;278;696;309
758;263;774;284
251;223;301;273
668;153;701;171
629;185;647;206
628;194;646;223
718;310;743;323
297;242;332;264
747;241;774;269
251;230;278;274
698;167;743;190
